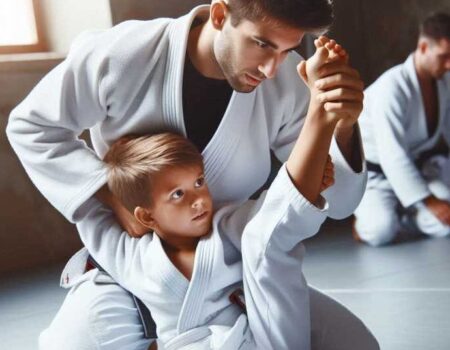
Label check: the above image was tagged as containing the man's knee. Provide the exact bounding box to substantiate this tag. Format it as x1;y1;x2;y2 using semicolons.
355;212;399;246
40;280;150;350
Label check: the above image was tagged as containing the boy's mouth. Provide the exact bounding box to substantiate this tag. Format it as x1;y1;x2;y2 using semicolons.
192;211;208;221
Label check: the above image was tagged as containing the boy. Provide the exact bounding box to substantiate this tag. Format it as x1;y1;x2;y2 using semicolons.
66;44;376;349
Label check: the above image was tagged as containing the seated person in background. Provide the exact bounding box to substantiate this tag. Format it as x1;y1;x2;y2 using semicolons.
72;44;378;349
354;12;450;246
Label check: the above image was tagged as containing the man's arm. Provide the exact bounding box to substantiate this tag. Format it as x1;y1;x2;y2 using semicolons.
334;125;363;172
312;56;365;172
6;32;111;222
6;22;169;232
96;185;148;237
76;198;155;300
271;42;366;219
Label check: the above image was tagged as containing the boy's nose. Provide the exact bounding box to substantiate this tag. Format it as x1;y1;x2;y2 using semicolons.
192;196;204;209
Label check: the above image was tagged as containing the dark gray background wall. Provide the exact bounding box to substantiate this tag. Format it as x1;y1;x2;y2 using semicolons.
110;0;450;85
330;0;450;85
1;0;450;274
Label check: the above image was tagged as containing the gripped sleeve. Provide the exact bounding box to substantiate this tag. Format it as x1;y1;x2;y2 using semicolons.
234;165;328;350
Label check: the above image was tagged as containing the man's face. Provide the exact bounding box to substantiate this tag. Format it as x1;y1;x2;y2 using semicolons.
214;16;305;92
147;165;213;243
423;38;450;79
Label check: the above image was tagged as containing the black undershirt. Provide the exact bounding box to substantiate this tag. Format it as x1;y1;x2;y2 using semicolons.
182;53;233;152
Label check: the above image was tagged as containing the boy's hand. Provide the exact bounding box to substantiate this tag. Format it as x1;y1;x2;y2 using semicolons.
320;155;335;192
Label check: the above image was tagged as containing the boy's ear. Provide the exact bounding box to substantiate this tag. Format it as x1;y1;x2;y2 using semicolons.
134;206;157;230
210;0;229;30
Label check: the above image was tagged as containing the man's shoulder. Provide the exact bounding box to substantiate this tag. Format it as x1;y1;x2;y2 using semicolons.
70;18;173;58
366;59;415;104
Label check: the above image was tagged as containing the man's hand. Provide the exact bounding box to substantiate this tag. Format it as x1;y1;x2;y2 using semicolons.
297;36;364;130
95;185;149;237
297;36;364;171
424;195;450;226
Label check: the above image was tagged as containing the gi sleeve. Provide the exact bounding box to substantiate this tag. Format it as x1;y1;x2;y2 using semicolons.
6;31;112;222
371;81;431;207
219;164;328;349
75;198;155;298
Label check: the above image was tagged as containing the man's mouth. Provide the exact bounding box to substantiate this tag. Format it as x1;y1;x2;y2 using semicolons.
245;73;263;86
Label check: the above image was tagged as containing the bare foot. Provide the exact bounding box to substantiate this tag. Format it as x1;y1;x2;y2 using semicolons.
297;44;330;87
315;36;349;63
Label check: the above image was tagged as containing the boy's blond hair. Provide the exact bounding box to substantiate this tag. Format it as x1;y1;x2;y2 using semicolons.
104;133;204;212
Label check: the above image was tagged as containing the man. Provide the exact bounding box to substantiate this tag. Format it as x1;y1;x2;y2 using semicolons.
7;1;374;349
354;12;450;246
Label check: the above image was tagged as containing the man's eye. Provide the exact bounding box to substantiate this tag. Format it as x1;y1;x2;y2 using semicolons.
255;40;267;48
195;177;205;188
171;190;184;199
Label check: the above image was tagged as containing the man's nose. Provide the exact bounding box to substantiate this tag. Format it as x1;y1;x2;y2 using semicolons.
258;56;278;79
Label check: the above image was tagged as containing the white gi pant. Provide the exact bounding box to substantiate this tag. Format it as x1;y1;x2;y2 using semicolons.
39;274;378;350
354;155;450;246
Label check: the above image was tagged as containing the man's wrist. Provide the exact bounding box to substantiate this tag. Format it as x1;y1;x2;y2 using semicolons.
334;123;356;139
334;123;363;172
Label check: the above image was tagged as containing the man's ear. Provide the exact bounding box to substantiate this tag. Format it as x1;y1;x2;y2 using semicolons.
134;206;157;230
210;0;229;30
418;38;428;54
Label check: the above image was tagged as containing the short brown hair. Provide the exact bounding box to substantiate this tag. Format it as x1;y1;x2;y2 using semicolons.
227;0;334;32
104;133;204;212
420;12;450;41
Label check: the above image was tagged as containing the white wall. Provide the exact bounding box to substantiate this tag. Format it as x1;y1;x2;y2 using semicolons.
40;0;112;53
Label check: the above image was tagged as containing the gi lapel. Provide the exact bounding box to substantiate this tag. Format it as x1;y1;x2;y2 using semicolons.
153;234;189;300
202;90;256;189
162;5;257;194
177;231;216;333
162;5;210;134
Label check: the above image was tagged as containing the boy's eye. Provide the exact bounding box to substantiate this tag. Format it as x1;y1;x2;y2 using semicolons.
195;177;205;188
171;190;184;200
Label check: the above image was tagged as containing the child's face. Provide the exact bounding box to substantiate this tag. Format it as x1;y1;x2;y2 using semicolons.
146;165;213;242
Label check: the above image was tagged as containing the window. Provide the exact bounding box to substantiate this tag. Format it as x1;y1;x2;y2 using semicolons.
0;0;46;53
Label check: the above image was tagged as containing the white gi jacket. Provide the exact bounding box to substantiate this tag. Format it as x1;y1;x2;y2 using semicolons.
74;165;329;349
359;54;450;207
6;5;365;222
